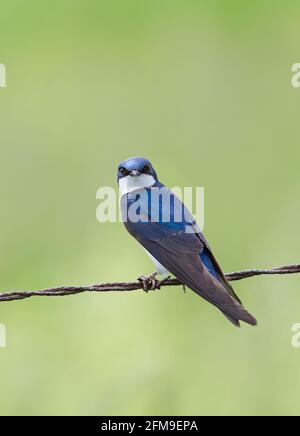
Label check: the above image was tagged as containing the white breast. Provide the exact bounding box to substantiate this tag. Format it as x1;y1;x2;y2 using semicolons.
144;249;170;277
119;174;156;196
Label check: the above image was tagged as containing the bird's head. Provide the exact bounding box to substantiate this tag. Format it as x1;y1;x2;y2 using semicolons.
117;157;158;195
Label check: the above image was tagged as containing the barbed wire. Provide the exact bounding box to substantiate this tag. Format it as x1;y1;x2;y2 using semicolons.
0;264;299;303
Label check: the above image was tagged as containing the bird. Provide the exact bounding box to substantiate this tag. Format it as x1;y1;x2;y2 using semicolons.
117;156;257;327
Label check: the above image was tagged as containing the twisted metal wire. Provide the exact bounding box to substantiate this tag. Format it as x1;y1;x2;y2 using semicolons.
0;264;299;303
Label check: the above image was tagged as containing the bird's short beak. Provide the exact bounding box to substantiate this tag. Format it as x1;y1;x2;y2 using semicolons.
130;169;141;177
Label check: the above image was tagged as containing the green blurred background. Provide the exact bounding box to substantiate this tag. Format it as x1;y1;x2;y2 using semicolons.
0;0;300;416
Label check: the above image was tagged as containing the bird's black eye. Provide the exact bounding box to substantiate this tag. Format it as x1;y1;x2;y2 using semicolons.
119;167;127;175
142;163;151;173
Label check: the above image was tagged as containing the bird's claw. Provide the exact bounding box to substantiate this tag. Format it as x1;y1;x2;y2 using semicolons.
137;273;171;292
138;273;158;292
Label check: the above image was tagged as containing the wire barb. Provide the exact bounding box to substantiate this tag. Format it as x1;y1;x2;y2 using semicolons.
0;264;299;303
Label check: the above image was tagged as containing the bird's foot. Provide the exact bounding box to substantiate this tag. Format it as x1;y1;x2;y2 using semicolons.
138;272;158;292
137;273;171;292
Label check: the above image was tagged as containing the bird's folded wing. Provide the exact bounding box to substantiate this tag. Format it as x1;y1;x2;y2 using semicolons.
126;219;256;325
123;186;256;325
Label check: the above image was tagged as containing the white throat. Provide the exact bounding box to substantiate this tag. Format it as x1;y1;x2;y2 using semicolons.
119;174;156;196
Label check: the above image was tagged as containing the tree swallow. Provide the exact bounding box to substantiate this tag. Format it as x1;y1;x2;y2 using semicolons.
118;157;257;327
